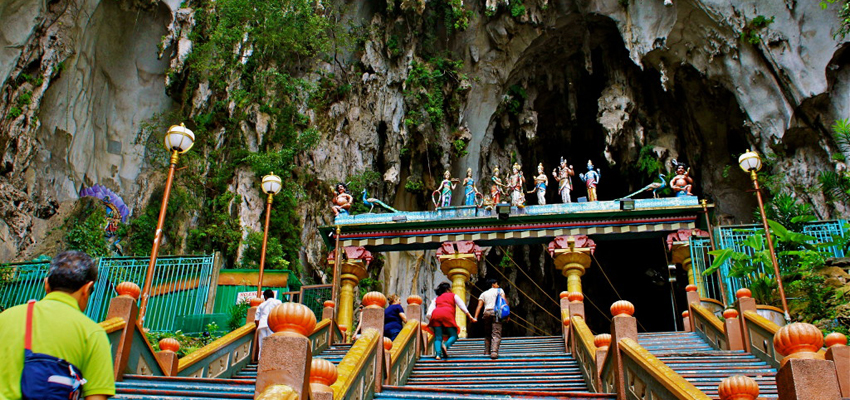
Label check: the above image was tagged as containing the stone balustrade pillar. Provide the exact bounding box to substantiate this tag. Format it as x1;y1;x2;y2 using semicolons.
106;281;140;381
594;334;611;390
567;292;585;354
548;236;595;293
361;292;387;393
436;241;481;338
383;337;393;385
248;297;263;362
824;332;849;397
328;247;372;342
682;285;699;334
321;300;335;321
559;292;570;344
718;375;760;400
735;288;757;352
723;309;744;351
774;322;842;400
309;358;337;400
255;302;317;400
156;338;180;376
609;300;637;400
407;295;423;355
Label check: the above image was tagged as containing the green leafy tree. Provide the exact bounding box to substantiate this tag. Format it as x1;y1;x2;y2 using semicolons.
819;119;850;204
64;207;110;257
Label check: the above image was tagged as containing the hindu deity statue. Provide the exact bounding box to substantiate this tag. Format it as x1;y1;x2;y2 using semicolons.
530;163;548;205
579;160;600;202
437;170;458;207
508;163;526;207
332;182;353;216
490;166;506;204
462;168;480;206
552;157;574;203
102;196;122;236
670;160;694;196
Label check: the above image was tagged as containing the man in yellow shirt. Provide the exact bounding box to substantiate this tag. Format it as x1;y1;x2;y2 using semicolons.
0;251;115;399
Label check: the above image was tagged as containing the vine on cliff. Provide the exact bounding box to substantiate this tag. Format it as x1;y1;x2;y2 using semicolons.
154;0;336;269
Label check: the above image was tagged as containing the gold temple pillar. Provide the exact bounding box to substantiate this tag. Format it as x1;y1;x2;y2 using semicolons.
548;235;595;294
328;246;372;341
436;241;482;338
667;229;710;297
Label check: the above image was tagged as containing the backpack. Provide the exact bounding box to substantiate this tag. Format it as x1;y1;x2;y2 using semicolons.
494;289;510;320
20;300;87;400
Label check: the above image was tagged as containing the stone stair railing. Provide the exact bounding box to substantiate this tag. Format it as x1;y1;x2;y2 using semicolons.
386;295;423;386
680;284;850;399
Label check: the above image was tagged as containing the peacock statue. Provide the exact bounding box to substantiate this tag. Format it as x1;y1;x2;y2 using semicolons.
621;174;667;199
361;189;400;213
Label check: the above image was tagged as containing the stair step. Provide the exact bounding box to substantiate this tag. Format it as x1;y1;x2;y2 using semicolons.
380;387;616;400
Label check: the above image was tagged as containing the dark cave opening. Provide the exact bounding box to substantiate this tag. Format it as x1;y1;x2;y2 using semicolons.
466;234;691;339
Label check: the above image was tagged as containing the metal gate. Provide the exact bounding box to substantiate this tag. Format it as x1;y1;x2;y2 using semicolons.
91;255;215;331
1;255;215;332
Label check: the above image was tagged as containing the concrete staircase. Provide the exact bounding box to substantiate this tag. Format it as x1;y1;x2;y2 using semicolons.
113;343;352;400
379;336;616;400
638;332;778;399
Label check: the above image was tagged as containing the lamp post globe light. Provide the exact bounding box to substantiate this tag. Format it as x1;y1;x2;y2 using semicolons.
138;123;195;327
257;172;282;298
738;149;791;322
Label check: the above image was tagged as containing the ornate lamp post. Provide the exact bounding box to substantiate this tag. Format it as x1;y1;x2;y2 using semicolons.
139;123;195;326
256;172;282;298
738;149;790;322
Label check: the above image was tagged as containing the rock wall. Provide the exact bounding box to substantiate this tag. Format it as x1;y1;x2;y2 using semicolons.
1;1;848;331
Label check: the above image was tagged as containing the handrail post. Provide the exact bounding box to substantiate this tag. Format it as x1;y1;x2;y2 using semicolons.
736;288;757;352
825;333;849;397
156;339;180;376
609;301;637;400
106;282;141;382
774;323;842;399
559;292;570;350
567;292;585;354
406;295;423;356
255;303;315;400
723;309;744;351
361;292;387;393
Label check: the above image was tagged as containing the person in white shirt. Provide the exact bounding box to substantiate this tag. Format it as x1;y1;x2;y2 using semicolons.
474;278;507;359
254;289;282;358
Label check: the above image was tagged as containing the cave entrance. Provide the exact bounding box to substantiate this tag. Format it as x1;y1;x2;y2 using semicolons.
581;235;685;335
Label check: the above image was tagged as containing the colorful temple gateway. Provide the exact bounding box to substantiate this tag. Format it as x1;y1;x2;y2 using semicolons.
5;195;841;400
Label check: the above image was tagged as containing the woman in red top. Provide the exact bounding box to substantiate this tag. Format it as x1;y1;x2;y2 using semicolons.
426;282;476;360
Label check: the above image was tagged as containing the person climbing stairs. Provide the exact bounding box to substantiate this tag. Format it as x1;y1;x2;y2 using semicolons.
638;332;778;399
378;336;616;400
112;342;352;399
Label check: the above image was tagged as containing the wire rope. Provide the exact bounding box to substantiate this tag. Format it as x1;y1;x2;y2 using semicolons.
507;312;553;336
484;258;562;323
497;246;561;307
590;253;623;300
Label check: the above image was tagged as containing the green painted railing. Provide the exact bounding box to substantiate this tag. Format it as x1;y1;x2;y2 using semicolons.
177;323;255;378
0;255;215;332
123;322;166;376
310;319;334;356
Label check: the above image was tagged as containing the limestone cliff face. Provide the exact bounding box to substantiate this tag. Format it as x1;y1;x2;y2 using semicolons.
0;0;847;310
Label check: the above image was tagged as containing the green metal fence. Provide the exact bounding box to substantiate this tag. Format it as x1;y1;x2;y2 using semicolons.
688;236;724;301
300;284;332;320
91;255;215;331
713;219;846;305
0;260;51;312
0;255;215;332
